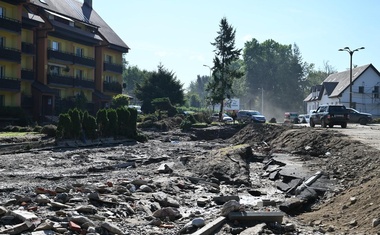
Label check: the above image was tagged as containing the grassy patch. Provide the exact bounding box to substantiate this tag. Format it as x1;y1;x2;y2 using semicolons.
0;132;39;138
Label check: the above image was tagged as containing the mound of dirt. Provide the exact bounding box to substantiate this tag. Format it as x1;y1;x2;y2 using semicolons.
228;123;380;234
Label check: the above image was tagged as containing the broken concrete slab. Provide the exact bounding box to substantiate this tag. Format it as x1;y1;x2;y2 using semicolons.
227;211;284;223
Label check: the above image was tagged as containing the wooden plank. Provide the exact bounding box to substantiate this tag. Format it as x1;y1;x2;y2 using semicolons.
191;216;226;235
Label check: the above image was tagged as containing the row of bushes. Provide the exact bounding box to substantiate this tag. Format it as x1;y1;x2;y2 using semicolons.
57;107;144;141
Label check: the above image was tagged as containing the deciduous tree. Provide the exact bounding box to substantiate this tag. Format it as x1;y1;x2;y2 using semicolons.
135;64;184;114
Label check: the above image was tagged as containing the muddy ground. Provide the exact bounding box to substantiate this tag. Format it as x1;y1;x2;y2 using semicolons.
0;120;379;234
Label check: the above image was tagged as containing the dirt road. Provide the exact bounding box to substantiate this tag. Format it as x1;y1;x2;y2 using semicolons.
334;123;380;150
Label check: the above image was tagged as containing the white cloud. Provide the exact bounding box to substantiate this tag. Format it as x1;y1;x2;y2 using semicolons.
242;34;253;43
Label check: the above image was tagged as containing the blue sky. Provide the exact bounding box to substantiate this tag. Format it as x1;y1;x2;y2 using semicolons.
91;0;380;88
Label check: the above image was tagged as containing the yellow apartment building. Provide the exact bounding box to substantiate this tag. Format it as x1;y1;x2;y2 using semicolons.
0;0;129;121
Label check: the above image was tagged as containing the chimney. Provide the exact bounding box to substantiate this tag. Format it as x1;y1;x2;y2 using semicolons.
84;0;92;8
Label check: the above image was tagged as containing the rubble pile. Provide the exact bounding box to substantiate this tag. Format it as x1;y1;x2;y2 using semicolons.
0;122;380;234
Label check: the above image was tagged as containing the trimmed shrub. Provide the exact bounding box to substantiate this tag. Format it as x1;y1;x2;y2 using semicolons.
116;107;130;137
82;111;97;140
96;109;109;137
68;108;82;139
41;124;57;137
151;97;178;117
127;108;138;138
57;113;71;139
107;109;118;137
33;125;43;133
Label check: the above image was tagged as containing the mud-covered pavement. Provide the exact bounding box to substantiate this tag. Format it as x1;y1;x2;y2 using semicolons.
0;122;380;234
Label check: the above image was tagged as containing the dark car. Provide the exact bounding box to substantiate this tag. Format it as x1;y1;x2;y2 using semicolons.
310;104;349;128
236;110;266;123
347;108;372;125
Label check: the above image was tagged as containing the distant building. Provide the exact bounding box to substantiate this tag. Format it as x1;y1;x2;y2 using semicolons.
0;0;129;121
304;64;380;116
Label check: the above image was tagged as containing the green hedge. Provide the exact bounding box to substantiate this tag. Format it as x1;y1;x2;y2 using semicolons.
57;107;139;141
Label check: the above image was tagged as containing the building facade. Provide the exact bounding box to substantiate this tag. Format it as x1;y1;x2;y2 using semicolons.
304;64;380;116
0;0;129;121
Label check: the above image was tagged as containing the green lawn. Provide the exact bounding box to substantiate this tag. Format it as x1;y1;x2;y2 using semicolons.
0;132;39;138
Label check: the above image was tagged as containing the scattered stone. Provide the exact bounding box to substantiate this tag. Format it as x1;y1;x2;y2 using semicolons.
152;207;182;221
213;195;240;205
220;200;240;216
197;197;209;207
350;197;357;204
50;201;71;209
284;223;296;232
239;223;266;235
0;206;8;216
35;194;50;204
34;219;55;231
157;162;174;173
69;221;82;232
70;216;96;227
372;218;380;227
153;192;180;208
101;221;125;235
256;198;277;207
11;209;38;222
349;219;357;226
76;205;97;214
138;184;153;192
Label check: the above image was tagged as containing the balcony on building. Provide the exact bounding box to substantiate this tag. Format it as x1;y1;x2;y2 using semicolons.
103;81;122;93
73;77;95;89
47;74;74;87
0;16;21;33
21;94;33;108
21;42;35;55
48;48;74;63
0;76;21;91
74;55;95;67
21;68;35;81
103;62;123;74
0;46;21;63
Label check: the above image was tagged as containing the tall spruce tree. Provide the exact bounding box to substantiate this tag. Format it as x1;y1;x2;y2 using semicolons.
207;17;243;121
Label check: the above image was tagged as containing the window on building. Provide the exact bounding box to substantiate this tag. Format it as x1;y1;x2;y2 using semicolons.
0;7;4;18
373;86;379;99
105;75;112;83
75;47;83;57
50;65;60;75
105;55;112;63
0;37;5;48
52;41;60;51
75;69;83;79
358;86;364;94
0;65;4;79
0;95;4;107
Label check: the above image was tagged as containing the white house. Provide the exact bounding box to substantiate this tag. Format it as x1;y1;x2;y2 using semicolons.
304;64;380;116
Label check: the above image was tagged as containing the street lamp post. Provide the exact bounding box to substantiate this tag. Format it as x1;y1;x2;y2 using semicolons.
338;46;365;108
203;64;212;79
261;87;264;114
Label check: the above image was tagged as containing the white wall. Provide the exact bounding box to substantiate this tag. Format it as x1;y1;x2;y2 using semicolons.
306;67;380;116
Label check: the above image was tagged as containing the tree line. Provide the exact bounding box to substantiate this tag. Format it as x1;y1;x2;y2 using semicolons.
123;17;337;115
